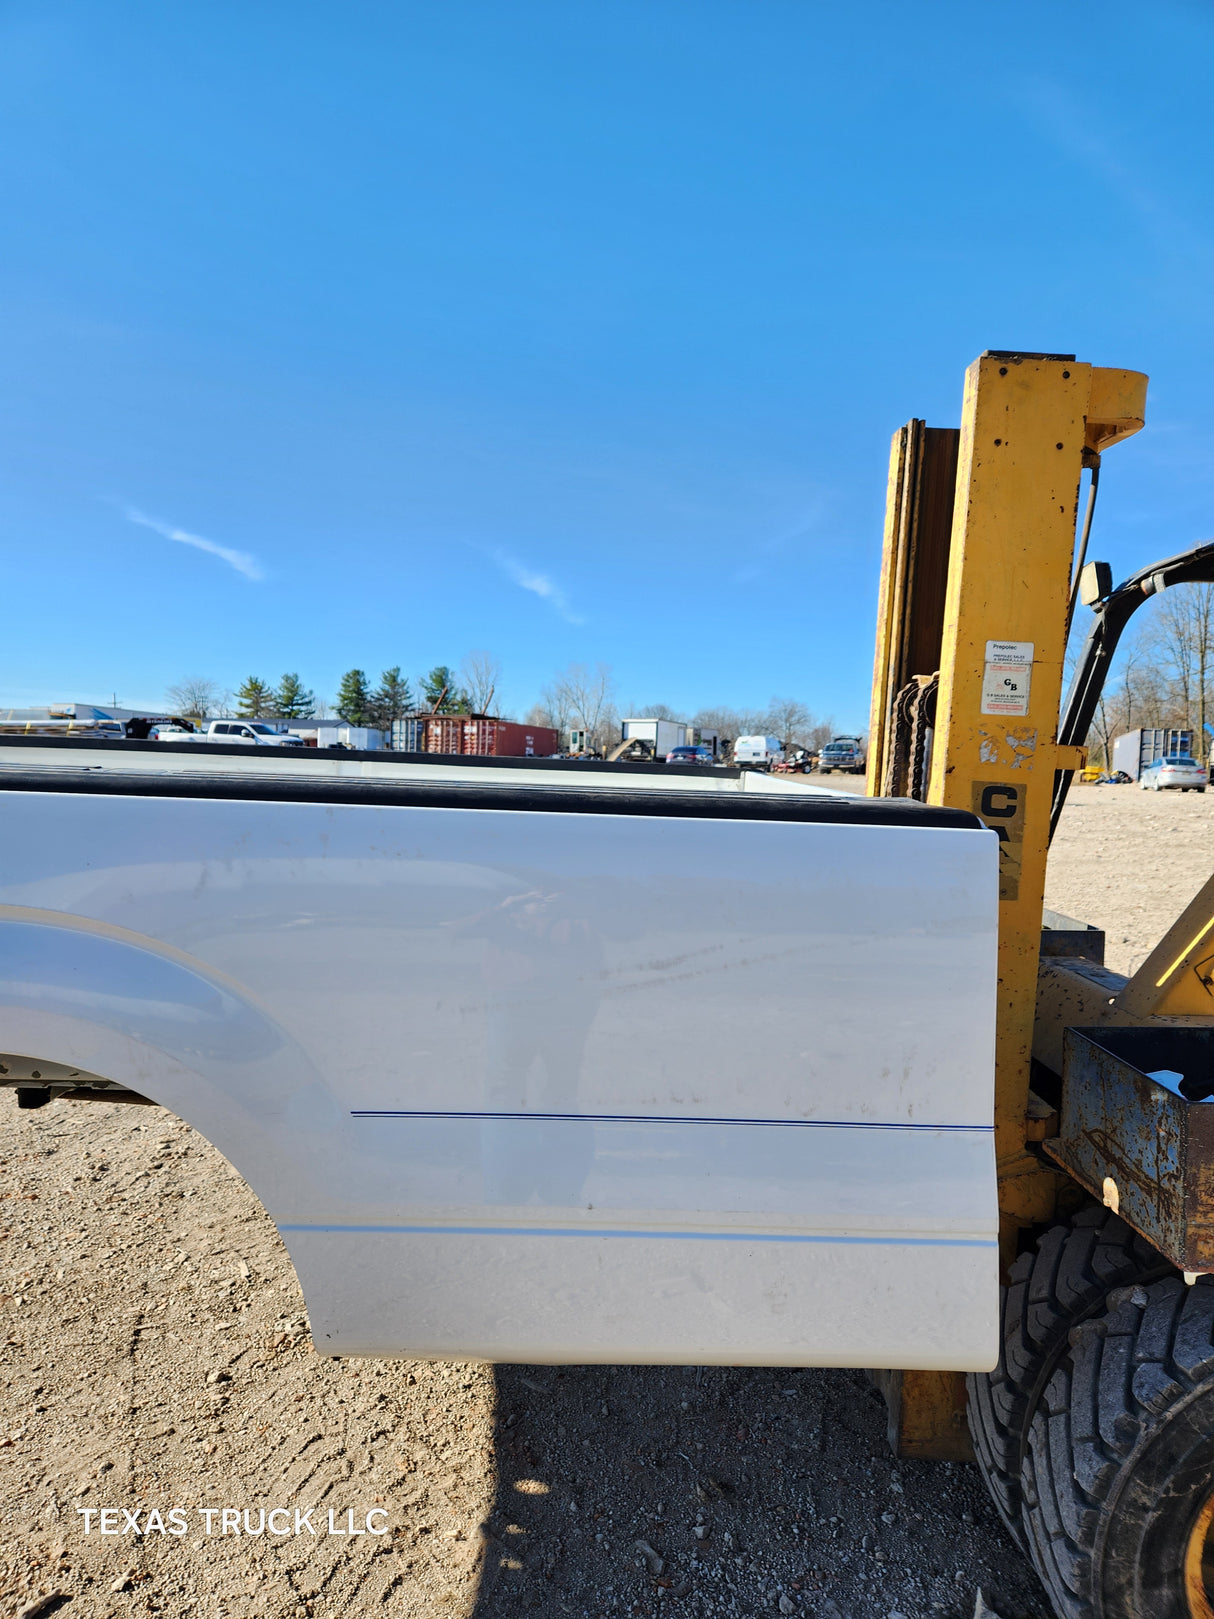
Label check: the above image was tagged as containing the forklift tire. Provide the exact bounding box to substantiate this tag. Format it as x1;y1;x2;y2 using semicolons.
967;1208;1166;1552
1020;1274;1214;1618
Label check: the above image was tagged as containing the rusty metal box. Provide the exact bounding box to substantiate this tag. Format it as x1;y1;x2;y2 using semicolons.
1048;1026;1214;1271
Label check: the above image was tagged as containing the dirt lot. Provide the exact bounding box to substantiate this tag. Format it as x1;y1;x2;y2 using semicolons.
1045;778;1214;976
2;782;1207;1619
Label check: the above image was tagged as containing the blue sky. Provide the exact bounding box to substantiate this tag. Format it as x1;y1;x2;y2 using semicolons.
3;1;1213;727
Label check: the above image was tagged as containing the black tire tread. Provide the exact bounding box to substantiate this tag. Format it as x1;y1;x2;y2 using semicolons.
1021;1275;1214;1618
967;1207;1165;1548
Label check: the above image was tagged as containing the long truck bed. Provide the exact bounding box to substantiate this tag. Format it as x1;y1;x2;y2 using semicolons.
0;740;1000;1368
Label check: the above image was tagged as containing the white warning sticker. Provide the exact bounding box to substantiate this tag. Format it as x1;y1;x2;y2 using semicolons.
981;640;1034;716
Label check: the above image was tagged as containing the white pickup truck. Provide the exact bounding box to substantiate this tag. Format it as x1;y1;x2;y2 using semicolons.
198;720;304;747
150;721;302;746
0;737;997;1370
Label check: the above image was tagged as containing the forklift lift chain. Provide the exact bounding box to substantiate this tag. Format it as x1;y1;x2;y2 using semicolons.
1021;1272;1214;1619
881;672;937;801
882;679;917;798
968;1207;1170;1554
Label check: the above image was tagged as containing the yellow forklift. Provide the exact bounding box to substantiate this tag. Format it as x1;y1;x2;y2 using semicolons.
867;350;1214;1619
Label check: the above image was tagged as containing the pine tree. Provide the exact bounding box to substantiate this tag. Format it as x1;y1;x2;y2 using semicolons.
273;672;315;719
369;667;414;728
336;669;373;725
236;676;275;718
421;665;468;713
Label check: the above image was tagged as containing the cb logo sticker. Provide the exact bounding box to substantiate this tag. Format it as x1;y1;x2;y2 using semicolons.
972;781;1025;901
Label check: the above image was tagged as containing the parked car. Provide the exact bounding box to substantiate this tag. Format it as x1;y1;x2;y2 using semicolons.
1139;754;1207;792
665;745;714;766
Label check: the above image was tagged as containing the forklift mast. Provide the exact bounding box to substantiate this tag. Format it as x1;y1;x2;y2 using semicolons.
867;352;1148;1454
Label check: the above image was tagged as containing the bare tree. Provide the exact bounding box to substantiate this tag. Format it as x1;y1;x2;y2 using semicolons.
1146;592;1194;728
460;650;501;716
535;682;573;738
1150;582;1214;754
570;663;616;750
544;662;616;752
1195;584;1214;753
1087;633;1144;764
165;676;221;720
1092;694;1114;772
1089;585;1214;764
764;696;813;753
692;705;769;742
1086;628;1138;769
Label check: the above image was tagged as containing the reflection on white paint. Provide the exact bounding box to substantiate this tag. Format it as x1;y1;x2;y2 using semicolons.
1;787;999;1368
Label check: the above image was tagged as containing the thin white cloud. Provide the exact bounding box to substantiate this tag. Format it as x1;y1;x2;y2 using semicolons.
731;493;834;585
1020;79;1212;264
492;550;582;623
122;506;265;581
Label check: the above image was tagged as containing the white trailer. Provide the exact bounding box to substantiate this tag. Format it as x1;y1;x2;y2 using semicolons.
1111;726;1194;780
0;705;127;739
621;717;688;759
311;724;384;751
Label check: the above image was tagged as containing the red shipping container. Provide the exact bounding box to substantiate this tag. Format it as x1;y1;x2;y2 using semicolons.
482;719;559;758
462;718;495;755
422;714;560;757
424;716;464;754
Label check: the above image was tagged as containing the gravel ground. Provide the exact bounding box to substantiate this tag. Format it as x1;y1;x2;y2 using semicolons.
3;783;1203;1619
1044;778;1214;976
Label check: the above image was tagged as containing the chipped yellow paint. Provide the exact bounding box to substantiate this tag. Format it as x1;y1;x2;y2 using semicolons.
1003;727;1038;769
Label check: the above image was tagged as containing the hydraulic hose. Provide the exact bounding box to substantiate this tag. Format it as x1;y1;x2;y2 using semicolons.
1063;460;1101;648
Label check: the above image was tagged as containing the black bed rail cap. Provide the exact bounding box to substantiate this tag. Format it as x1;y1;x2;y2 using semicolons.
0;759;986;830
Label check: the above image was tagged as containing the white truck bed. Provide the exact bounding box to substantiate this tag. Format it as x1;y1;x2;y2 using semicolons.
0;739;999;1369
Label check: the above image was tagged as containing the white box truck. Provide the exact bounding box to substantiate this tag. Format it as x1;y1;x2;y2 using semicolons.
620;717;688;760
